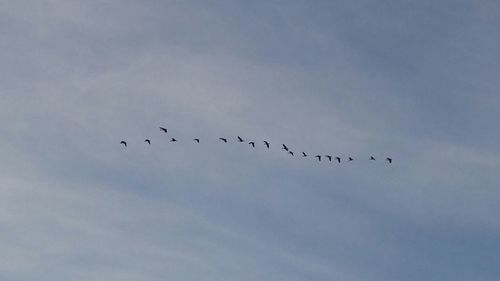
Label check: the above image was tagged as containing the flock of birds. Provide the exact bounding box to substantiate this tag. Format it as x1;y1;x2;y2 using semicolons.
120;126;393;164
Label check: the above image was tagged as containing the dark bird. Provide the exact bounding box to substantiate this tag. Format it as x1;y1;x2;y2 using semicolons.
302;152;307;157
249;141;255;147
289;151;294;156
325;155;332;162
315;155;321;161
144;139;151;145
120;141;127;147
386;157;392;163
171;138;177;142
370;156;376;161
335;157;341;163
219;138;228;143
237;136;244;142
263;141;270;148
193;138;200;143
348;157;354;161
159;127;168;133
282;144;289;151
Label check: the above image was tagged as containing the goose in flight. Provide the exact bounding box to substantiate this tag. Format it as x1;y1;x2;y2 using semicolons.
315;155;321;161
219;138;228;143
193;138;200;143
289;151;294;156
282;144;289;151
335;157;341;163
386;157;392;163
120;141;127;147
159;127;168;133
144;139;151;145
237;136;244;142
348;157;354;161
171;138;177;142
302;152;307;157
263;141;270;148
325;155;332;162
370;156;376;161
249;141;255;147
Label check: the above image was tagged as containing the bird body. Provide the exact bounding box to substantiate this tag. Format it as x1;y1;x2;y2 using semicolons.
282;144;289;151
315;155;321;161
289;151;294;156
386;157;392;163
249;141;255;147
348;157;354;161
159;127;168;133
219;138;228;143
120;141;127;147
144;139;151;144
264;141;270;148
237;136;244;142
193;138;200;143
335;157;341;163
325;155;332;161
171;138;177;142
302;152;307;157
370;156;376;161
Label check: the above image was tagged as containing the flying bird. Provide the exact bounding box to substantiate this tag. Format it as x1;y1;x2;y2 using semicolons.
289;151;294;156
193;138;200;143
325;155;332;162
144;139;151;144
120;141;127;147
249;141;255;147
171;138;177;142
302;152;307;157
219;138;228;143
348;157;354;161
370;156;376;161
237;136;244;142
386;157;392;163
335;157;341;163
263;141;270;148
315;155;321;161
282;144;289;151
159;127;168;133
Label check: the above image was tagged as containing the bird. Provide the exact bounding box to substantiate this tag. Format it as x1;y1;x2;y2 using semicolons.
171;138;177;142
289;151;294;156
315;155;321;161
159;127;168;133
335;157;341;163
193;138;200;143
386;157;392;163
370;156;376;161
249;141;255;147
219;138;228;143
302;152;307;157
120;141;127;147
348;157;354;161
237;136;244;142
263;141;270;148
144;139;151;145
282;144;289;151
325;155;332;162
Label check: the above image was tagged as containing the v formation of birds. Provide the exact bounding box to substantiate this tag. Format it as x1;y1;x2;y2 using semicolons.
120;127;393;164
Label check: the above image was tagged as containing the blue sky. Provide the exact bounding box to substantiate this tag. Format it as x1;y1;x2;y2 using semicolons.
0;1;499;280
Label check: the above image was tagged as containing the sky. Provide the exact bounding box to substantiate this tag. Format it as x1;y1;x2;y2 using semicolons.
0;0;499;280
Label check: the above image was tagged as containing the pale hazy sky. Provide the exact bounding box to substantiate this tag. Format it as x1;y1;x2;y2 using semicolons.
1;1;499;280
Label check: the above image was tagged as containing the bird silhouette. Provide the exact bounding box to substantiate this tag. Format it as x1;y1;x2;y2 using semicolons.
335;157;341;163
263;141;270;148
348;157;354;161
171;138;177;142
282;144;289;151
325;155;332;162
249;141;255;147
289;151;294;156
120;141;127;147
237;136;244;142
386;157;392;163
315;155;321;161
370;156;376;161
159;127;168;133
193;138;200;143
144;139;151;145
219;138;228;143
302;152;307;157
